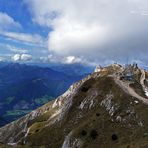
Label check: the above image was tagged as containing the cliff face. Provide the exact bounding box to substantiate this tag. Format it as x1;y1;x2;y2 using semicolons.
1;64;148;148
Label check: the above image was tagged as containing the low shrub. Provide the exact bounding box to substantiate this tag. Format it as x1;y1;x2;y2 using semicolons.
111;134;118;141
81;130;87;136
90;130;98;140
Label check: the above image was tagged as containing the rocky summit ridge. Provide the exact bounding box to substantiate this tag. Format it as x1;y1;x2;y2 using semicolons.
1;64;148;148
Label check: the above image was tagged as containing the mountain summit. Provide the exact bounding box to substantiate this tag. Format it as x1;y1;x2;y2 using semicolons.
0;64;148;148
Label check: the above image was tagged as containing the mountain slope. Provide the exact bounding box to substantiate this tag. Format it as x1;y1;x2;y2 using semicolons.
1;64;148;148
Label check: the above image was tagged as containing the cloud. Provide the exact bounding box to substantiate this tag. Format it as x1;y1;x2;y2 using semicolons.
5;44;28;54
12;54;20;61
38;54;96;65
63;56;82;64
0;57;5;62
39;54;53;63
0;12;45;46
0;12;21;29
0;31;45;45
12;54;32;61
21;54;32;61
25;0;148;64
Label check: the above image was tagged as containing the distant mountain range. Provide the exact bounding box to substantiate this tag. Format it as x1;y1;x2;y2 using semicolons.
0;62;93;126
26;62;94;76
50;63;94;76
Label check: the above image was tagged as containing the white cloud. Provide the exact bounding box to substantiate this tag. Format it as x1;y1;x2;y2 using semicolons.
39;54;96;65
6;44;28;54
63;56;82;64
25;0;148;63
0;12;45;46
21;54;32;61
0;57;5;62
39;54;57;63
0;12;21;29
0;31;45;45
12;54;20;61
12;54;32;61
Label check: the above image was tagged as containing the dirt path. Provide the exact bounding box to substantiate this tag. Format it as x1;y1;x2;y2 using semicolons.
140;69;148;97
114;77;148;105
140;69;145;86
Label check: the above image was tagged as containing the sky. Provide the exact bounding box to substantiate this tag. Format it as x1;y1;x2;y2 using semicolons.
0;0;148;66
